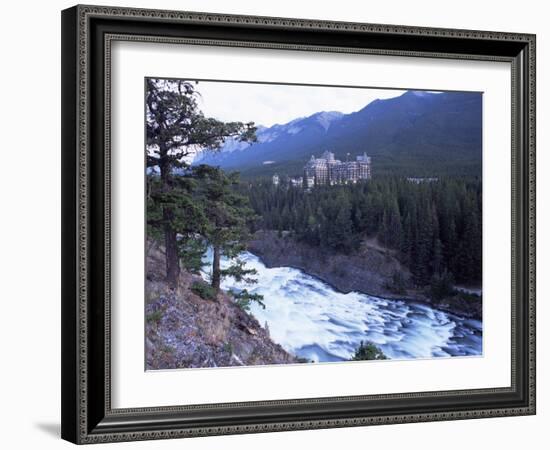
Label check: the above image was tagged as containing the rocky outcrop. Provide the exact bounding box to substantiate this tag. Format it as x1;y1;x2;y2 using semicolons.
248;230;411;300
145;243;297;370
247;231;482;320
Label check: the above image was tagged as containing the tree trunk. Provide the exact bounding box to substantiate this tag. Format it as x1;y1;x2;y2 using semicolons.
164;221;180;287
160;149;180;287
212;245;221;292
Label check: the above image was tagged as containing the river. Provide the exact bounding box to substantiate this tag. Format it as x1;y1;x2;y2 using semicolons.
205;251;482;363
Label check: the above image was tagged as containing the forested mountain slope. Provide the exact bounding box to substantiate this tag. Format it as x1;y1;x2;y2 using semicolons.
195;90;482;177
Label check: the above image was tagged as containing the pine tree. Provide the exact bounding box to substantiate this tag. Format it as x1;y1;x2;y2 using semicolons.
328;197;354;252
400;211;415;267
454;191;481;283
432;238;444;275
146;79;256;285
414;198;435;285
193;165;258;293
382;197;402;249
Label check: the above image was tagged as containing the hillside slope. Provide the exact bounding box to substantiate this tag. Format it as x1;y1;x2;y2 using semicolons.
145;243;298;369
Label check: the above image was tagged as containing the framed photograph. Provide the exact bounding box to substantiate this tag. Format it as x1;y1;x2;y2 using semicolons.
61;5;536;444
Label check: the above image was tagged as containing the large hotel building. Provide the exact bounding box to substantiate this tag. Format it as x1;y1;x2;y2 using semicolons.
303;151;371;188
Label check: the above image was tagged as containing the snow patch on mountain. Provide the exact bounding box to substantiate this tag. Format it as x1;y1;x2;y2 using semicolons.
314;111;344;131
194;109;346;164
286;126;303;135
258;130;280;143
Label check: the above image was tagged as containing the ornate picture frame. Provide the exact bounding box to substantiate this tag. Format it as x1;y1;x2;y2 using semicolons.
61;4;536;444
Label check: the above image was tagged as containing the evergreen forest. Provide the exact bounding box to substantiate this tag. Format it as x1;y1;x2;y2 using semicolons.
241;176;482;287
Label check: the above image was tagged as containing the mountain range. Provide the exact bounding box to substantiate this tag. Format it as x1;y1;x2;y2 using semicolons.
193;90;482;178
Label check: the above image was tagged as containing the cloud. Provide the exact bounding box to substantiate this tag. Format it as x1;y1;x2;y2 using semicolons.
192;80;406;127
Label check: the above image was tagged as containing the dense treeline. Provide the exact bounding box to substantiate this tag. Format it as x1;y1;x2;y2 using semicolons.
241;176;482;286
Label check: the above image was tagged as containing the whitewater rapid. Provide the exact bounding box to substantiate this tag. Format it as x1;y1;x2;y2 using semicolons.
204;251;482;363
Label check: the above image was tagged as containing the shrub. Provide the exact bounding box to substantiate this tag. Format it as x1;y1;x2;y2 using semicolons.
296;356;314;363
191;280;217;300
352;341;387;361
222;342;234;355
146;310;163;324
456;290;481;302
230;289;265;311
429;269;456;302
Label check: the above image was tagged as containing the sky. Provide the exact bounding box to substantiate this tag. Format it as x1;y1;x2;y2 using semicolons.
190;80;407;127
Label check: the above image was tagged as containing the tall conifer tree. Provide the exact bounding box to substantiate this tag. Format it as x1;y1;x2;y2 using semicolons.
146;79;256;285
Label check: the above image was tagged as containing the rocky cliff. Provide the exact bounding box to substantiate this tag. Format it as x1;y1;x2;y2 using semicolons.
248;230;411;299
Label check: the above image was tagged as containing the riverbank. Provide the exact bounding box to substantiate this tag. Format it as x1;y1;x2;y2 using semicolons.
145;242;299;369
221;251;482;360
247;230;482;320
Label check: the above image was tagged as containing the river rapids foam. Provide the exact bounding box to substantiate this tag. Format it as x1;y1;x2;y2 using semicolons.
203;251;482;363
